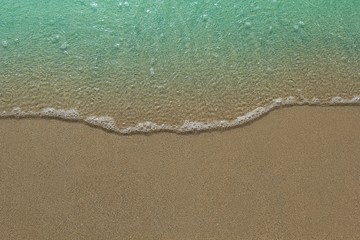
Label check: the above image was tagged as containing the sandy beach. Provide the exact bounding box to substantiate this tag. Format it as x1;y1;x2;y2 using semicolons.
1;106;360;239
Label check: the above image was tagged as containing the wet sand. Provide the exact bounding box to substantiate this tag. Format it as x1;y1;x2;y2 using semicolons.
1;106;360;239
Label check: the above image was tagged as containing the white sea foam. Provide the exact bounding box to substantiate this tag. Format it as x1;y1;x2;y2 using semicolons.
120;95;359;134
330;96;360;105
0;107;80;120
85;116;119;131
1;107;33;117
121;121;173;134
40;108;80;120
0;95;359;134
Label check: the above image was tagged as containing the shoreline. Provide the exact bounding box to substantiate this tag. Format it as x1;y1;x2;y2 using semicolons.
1;95;359;134
1;106;360;239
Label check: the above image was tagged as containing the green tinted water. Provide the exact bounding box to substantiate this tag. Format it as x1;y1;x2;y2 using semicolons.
1;0;359;132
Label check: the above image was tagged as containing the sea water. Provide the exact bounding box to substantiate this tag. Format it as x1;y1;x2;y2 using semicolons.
0;0;359;133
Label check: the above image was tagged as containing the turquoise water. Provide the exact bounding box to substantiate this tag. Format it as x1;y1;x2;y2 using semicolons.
1;0;359;133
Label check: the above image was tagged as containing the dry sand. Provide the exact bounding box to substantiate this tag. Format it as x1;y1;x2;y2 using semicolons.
0;106;360;240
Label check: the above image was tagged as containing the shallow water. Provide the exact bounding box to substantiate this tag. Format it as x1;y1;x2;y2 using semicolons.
1;0;359;133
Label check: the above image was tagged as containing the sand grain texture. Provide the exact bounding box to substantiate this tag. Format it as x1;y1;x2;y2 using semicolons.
0;106;360;239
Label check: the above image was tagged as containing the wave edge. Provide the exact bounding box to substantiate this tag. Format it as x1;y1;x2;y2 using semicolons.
1;96;359;134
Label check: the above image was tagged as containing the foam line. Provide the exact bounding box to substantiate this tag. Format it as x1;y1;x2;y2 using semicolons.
0;96;359;134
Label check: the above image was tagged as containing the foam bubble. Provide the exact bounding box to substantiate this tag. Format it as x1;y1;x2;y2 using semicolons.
236;108;267;125
244;22;252;28
119;1;129;7
85;116;119;131
268;26;273;33
11;107;26;117
2;40;8;48
284;96;296;105
60;43;68;50
330;96;360;105
180;120;210;132
122;121;173;134
271;98;283;107
310;98;321;105
149;67;155;76
40;108;80;120
330;96;345;105
49;34;60;44
350;96;360;104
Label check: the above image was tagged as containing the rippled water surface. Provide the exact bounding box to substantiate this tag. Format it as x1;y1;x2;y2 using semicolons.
1;0;359;133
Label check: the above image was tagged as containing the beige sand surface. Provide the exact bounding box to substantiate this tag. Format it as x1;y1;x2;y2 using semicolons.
1;106;360;240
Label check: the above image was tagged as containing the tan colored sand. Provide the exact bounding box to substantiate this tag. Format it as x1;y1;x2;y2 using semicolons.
0;106;360;239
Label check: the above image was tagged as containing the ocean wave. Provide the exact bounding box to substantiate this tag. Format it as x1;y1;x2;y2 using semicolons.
1;96;359;134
